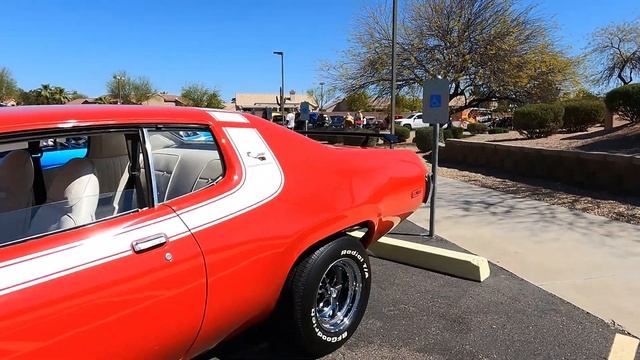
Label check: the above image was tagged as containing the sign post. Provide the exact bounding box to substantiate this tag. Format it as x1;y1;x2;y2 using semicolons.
422;79;450;237
300;101;310;130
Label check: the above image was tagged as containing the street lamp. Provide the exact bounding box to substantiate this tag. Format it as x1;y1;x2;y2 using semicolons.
319;81;325;111
113;75;125;105
273;51;285;123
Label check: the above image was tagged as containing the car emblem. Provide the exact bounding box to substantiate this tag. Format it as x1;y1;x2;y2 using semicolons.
247;151;267;161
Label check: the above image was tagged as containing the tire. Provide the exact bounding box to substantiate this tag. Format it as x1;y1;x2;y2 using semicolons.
279;235;371;357
403;124;412;130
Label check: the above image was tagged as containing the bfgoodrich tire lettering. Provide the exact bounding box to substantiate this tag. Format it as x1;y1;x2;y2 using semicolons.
280;235;371;357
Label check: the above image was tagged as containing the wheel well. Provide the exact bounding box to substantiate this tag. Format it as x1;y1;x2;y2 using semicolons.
289;221;375;274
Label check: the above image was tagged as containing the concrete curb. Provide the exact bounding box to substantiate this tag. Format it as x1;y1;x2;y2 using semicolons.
353;232;490;282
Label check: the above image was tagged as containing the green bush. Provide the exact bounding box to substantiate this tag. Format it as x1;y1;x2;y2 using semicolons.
393;125;410;142
467;122;488;134
513;103;564;138
561;100;606;132
605;84;640;123
414;127;434;152
442;128;454;140
451;126;464;139
488;127;509;134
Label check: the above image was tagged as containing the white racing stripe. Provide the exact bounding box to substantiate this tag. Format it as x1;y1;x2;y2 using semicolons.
0;127;284;297
178;127;284;231
207;111;249;123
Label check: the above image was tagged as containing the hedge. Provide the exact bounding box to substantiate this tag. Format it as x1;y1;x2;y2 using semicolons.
605;84;640;123
393;125;410;142
467;122;488;134
513;103;564;138
562;100;606;132
451;126;464;139
414;127;434;152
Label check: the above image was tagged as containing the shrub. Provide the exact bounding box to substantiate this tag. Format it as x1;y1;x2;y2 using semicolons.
561;100;606;132
442;128;454;140
467;122;488;134
604;84;640;123
513;103;564;138
451;126;464;139
393;125;410;142
414;127;434;152
488;127;509;134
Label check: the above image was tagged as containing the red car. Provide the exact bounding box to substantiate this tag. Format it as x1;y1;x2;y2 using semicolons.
0;106;428;359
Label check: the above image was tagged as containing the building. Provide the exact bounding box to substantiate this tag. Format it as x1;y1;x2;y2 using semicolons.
66;93;188;106
232;92;318;115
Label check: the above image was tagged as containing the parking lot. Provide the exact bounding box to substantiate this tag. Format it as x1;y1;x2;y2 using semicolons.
204;221;637;359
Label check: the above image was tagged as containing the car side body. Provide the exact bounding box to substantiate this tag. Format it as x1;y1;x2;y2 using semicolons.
0;106;427;359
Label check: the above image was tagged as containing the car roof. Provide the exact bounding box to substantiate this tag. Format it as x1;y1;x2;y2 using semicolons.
0;105;228;134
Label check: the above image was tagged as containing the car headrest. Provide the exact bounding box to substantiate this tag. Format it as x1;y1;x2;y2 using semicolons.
0;150;34;209
87;133;129;158
47;158;99;207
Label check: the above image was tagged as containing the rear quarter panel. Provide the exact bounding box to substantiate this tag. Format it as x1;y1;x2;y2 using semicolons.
183;114;426;356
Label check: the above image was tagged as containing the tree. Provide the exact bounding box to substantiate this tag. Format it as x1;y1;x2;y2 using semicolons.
323;0;579;113
106;71;156;104
19;84;70;105
586;18;640;87
180;83;224;108
67;90;87;101
307;85;338;111
0;67;18;102
344;92;372;111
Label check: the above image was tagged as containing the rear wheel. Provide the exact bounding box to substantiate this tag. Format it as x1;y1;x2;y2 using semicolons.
278;235;371;357
403;124;412;130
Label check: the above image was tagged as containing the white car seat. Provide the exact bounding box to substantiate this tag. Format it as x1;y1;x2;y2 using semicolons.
0;150;35;243
29;158;99;235
87;134;131;217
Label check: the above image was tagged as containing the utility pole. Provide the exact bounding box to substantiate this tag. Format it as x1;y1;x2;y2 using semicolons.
390;0;398;149
273;51;285;123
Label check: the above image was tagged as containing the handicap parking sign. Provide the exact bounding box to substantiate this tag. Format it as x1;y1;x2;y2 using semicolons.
429;94;442;108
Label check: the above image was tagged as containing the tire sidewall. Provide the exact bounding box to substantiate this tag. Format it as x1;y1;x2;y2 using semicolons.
297;238;371;354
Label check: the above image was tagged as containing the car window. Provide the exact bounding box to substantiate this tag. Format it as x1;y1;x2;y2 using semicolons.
147;128;223;203
0;131;148;247
415;114;423;120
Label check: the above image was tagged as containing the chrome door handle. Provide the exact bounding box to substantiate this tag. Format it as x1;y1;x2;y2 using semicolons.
131;234;168;253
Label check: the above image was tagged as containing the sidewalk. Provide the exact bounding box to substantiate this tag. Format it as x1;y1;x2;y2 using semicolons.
408;177;640;336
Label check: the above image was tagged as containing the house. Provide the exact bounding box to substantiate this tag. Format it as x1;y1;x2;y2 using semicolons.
233;92;318;115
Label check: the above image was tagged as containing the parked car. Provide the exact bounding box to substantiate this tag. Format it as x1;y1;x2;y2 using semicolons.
395;113;451;130
0;106;429;359
330;115;345;128
394;113;429;130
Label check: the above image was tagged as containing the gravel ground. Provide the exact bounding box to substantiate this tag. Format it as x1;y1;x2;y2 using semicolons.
436;163;640;225
467;120;640;156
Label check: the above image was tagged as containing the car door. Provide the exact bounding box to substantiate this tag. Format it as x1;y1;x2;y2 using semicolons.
0;129;206;359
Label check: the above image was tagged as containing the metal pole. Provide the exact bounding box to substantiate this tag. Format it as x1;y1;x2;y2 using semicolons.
281;54;285;125
390;0;398;149
429;124;439;237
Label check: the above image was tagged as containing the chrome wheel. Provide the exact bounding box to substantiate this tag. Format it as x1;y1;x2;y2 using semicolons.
315;258;363;333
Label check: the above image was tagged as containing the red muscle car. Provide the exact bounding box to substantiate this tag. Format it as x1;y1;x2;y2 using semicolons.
0;106;428;359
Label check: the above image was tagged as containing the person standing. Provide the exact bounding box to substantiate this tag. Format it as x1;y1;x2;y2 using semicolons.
286;110;295;129
354;111;364;128
344;113;354;128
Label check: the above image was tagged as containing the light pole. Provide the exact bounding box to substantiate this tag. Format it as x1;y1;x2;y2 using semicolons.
273;51;285;123
390;0;398;149
319;81;325;111
113;75;125;105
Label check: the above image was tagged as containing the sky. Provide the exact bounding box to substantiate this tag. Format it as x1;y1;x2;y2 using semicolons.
2;0;639;101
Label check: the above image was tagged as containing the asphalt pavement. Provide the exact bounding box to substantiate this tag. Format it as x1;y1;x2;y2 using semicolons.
202;220;637;360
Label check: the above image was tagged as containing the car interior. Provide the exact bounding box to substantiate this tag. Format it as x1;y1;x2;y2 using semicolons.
0;128;224;246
